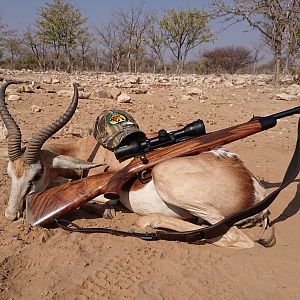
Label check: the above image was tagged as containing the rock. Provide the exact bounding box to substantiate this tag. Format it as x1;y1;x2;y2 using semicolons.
0;123;8;140
52;78;60;84
7;94;22;101
57;89;73;97
128;75;141;84
42;78;52;84
182;95;192;101
31;105;42;112
276;93;298;101
130;87;148;94
116;82;133;88
60;124;86;138
186;87;203;96
234;78;246;85
108;87;121;100
16;85;33;93
24;85;34;93
286;84;300;96
79;91;91;99
92;88;109;98
117;93;131;103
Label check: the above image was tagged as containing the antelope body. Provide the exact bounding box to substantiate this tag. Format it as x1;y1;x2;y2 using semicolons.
0;81;272;248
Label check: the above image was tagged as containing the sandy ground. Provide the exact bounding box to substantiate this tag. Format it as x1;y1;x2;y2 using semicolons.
0;71;300;299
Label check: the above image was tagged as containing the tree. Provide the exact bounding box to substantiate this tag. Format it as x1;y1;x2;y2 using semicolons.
212;0;299;82
113;1;152;73
94;21;128;72
0;16;12;47
77;29;94;71
160;9;213;74
23;27;48;71
145;16;167;73
35;0;88;72
285;2;300;74
202;46;254;74
251;41;265;74
4;35;24;65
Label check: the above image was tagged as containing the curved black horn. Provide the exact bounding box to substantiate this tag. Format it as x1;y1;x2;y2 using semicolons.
0;80;24;161
25;83;79;164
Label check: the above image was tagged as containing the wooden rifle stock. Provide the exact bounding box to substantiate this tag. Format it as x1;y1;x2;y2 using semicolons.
28;103;300;228
26;173;111;226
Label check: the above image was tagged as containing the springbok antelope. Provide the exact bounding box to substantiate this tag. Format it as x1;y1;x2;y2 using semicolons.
0;80;273;248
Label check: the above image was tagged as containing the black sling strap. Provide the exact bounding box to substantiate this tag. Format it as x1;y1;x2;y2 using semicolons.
55;119;300;243
81;142;101;178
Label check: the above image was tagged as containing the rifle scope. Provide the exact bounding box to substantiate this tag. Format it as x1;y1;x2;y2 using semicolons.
114;119;206;162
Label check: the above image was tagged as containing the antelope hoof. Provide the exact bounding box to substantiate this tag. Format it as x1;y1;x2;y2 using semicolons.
4;209;18;221
103;207;116;219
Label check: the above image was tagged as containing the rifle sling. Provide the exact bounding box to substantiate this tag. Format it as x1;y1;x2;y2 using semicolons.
82;142;101;178
55;119;300;243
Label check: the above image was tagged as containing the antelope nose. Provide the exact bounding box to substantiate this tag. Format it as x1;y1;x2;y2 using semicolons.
4;208;17;221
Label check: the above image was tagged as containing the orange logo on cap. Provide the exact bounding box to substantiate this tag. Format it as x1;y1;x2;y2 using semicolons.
109;113;127;125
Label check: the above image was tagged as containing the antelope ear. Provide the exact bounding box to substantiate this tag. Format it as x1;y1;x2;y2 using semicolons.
52;155;106;170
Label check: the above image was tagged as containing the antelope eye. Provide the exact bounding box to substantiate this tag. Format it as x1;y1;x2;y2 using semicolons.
33;170;43;181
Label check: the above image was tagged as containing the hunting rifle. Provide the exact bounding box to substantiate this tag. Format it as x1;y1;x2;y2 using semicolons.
25;106;300;242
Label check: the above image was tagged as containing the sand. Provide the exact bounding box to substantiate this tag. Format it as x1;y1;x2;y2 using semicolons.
0;71;300;299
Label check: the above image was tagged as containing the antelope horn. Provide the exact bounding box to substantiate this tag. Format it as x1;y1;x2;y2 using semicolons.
25;83;79;164
0;80;24;161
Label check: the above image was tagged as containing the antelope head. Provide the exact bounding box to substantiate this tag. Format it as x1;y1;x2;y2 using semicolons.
0;81;101;220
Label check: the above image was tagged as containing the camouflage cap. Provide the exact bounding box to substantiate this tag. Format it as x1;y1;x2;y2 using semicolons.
93;109;145;149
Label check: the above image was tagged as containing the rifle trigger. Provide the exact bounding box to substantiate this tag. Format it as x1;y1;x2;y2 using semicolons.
138;169;152;184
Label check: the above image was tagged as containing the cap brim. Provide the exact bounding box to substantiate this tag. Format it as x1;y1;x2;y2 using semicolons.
119;130;146;146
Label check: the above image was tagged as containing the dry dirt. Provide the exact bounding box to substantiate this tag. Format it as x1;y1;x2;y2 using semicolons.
0;71;300;299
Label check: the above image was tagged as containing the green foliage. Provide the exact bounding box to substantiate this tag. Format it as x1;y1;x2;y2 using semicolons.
13;52;40;70
36;0;87;48
160;8;213;72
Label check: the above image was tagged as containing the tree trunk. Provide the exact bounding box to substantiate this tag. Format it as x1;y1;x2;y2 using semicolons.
128;53;132;73
273;43;281;83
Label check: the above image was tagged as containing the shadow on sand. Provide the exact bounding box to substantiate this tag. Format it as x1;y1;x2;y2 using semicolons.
265;181;300;226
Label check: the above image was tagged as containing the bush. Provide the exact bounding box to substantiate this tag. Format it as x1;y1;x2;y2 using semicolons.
201;46;254;74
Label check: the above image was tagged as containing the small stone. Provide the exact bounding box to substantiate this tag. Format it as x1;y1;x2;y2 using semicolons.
92;88;108;98
128;75;141;84
52;78;60;84
42;78;52;84
7;94;22;101
108;87;121;100
24;85;34;93
286;84;300;96
31;105;42;112
79;91;91;99
57;90;73;97
131;87;148;94
182;95;192;101
186;87;203;96
117;93;131;103
234;78;246;85
276;93;298;101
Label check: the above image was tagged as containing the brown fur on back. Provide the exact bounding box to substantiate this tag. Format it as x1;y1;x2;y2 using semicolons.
153;151;256;216
201;152;256;210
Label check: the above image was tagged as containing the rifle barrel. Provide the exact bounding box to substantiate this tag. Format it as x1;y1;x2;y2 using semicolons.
268;106;300;120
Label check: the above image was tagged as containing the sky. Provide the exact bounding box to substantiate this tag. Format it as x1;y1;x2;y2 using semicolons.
0;0;265;60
